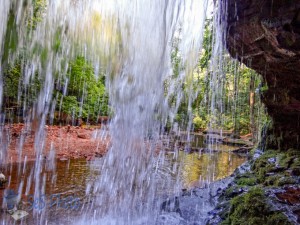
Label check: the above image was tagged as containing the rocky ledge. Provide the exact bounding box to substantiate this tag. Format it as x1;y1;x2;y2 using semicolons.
225;0;300;150
158;148;300;224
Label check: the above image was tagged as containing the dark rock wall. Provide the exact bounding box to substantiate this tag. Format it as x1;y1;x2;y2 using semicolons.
225;0;300;150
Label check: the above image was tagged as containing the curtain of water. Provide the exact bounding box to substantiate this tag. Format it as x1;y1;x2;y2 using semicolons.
208;0;227;134
0;0;209;224
201;0;228;184
82;1;208;224
0;0;10;164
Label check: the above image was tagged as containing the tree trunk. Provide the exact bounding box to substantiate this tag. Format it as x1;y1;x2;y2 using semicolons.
249;72;255;142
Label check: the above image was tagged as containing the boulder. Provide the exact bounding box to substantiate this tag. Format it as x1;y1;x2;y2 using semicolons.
77;132;90;139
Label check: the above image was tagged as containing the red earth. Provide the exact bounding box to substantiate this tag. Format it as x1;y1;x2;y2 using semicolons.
1;123;110;164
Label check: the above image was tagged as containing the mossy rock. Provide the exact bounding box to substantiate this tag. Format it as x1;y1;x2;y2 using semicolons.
235;177;257;186
256;164;278;183
235;172;254;179
286;149;300;157
216;202;231;220
276;177;297;186
291;167;300;176
278;155;296;168
291;158;300;168
264;175;284;186
251;150;298;183
224;186;245;199
223;187;292;225
266;212;293;225
251;150;278;173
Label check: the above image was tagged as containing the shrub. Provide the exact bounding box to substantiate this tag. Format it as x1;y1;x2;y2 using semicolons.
193;116;206;131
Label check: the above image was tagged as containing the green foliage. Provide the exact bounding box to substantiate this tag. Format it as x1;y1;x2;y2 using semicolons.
28;0;47;30
56;57;109;123
2;55;109;124
168;18;268;141
198;19;213;70
260;84;269;93
58;95;79;116
193;116;206;131
3;63;21;101
2;12;18;63
2;60;41;109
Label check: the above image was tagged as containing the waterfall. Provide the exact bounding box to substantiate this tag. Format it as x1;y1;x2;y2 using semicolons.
0;0;211;224
0;0;10;123
77;1;209;223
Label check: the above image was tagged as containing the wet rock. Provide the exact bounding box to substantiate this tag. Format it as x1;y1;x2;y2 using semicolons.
277;177;297;186
291;167;300;176
232;146;252;154
252;149;263;160
156;212;186;225
208;149;300;224
77;132;90;139
267;185;300;224
268;166;286;173
223;186;245;199
268;157;276;164
160;197;181;216
95;152;103;158
159;177;234;224
0;173;6;188
275;187;300;205
233;161;251;175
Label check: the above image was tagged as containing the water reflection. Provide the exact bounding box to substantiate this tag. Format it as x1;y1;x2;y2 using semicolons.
0;151;246;201
0;159;94;208
177;150;247;188
0;150;247;222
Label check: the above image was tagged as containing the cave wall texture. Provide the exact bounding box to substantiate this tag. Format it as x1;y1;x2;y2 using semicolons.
225;0;300;150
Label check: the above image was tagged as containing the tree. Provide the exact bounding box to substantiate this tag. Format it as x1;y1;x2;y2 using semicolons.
55;56;109;124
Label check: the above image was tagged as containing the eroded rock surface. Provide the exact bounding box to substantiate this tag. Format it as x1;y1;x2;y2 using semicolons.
226;0;300;149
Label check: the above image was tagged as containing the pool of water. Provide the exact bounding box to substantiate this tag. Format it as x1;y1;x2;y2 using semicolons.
0;148;247;223
177;150;246;187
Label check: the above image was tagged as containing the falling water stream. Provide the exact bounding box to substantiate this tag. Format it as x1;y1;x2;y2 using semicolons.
0;0;243;224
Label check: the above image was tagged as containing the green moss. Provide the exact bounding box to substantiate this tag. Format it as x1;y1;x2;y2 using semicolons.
224;186;235;198
235;172;253;179
221;218;230;225
291;158;300;168
236;177;257;186
278;155;295;168
223;186;245;199
228;188;268;225
264;175;283;186
234;172;257;185
219;149;297;225
251;150;277;171
250;150;293;183
224;187;292;225
286;149;300;157
276;177;296;186
216;202;230;220
266;212;292;225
